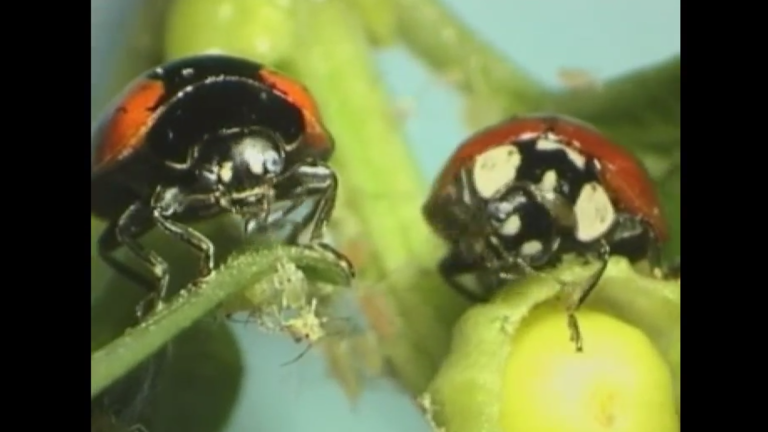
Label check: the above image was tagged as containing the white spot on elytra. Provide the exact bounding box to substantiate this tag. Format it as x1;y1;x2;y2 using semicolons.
520;240;543;256
499;214;522;236
574;182;616;242
472;145;522;199
539;170;558;192
535;137;587;169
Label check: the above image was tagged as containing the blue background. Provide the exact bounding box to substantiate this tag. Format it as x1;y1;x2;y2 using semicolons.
91;1;680;431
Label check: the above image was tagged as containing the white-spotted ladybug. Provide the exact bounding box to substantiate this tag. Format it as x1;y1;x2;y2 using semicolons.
423;113;669;350
91;54;353;316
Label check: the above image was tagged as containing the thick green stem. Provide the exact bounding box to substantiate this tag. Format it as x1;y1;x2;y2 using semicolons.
289;0;467;393
91;245;350;398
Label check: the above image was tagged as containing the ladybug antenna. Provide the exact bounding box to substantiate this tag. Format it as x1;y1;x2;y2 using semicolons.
281;342;314;367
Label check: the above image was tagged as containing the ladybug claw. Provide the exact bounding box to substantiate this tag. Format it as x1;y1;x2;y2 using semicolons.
194;263;215;286
190;276;208;290
567;312;583;353
136;293;164;321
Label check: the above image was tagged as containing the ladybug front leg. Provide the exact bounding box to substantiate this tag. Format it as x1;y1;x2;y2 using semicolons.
437;247;496;303
98;201;170;318
562;240;611;352
566;240;610;311
150;186;217;287
485;234;590;351
277;159;355;279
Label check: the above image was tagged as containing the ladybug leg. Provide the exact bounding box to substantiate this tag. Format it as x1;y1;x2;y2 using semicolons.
98;222;156;294
151;186;217;287
151;215;215;284
486;234;592;352
562;240;611;352
242;160;321;238
243;188;277;237
437;249;492;302
486;235;559;284
568;240;610;310
98;201;170;318
278;159;355;279
249;196;304;237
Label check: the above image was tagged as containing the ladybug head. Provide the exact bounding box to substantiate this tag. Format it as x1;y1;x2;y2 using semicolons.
218;128;285;183
192;127;287;212
484;185;562;267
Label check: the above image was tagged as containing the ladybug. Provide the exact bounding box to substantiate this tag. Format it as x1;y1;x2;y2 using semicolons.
423;113;668;350
91;54;353;316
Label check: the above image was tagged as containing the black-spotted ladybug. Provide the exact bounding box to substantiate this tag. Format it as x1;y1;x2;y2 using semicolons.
91;54;353;316
423;114;669;350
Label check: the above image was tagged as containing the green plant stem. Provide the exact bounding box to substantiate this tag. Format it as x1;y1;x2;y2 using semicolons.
391;0;548;110
425;257;680;432
91;245;350;398
546;56;681;161
289;0;467;394
549;56;680;130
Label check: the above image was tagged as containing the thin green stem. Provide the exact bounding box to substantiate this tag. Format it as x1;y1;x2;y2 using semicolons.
391;0;549;111
549;56;680;127
91;245;351;398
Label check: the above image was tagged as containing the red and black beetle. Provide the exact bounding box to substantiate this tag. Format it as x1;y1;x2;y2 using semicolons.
91;54;353;316
423;113;669;350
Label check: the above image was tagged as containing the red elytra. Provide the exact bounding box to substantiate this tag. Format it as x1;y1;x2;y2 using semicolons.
92;56;334;174
259;69;329;150
92;79;166;170
431;114;668;241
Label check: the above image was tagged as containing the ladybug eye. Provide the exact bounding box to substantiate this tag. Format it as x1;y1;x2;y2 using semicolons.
263;150;284;174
